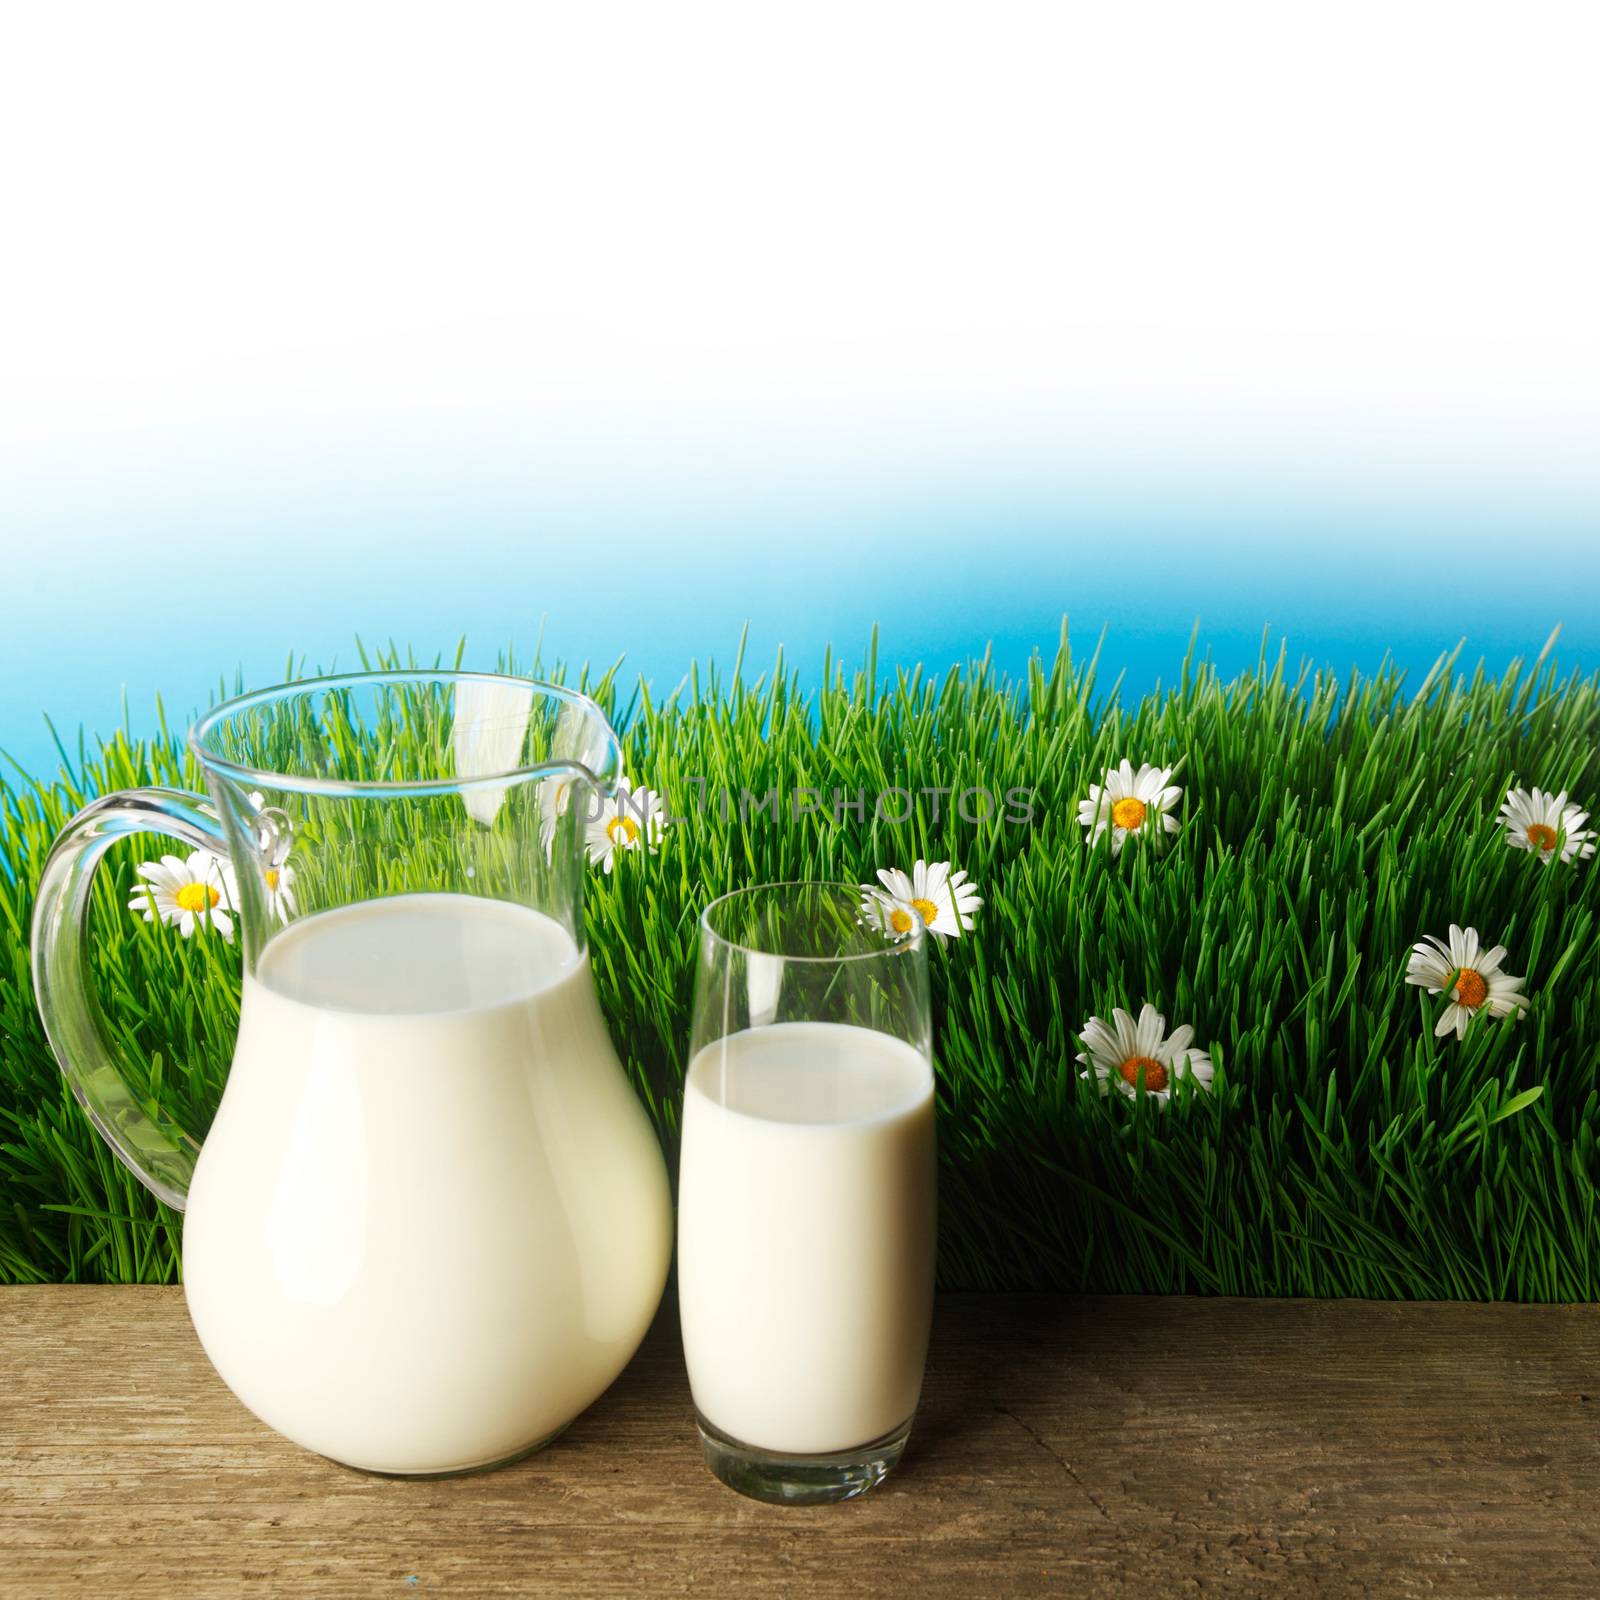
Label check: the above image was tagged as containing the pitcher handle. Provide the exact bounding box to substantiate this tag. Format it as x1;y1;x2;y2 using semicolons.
30;788;229;1211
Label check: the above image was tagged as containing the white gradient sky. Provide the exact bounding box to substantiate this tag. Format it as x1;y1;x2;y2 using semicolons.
3;4;1598;764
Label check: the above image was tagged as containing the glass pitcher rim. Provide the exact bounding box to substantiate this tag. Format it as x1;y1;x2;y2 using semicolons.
700;879;928;965
188;668;623;801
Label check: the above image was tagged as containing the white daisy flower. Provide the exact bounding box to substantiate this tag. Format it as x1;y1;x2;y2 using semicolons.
1499;786;1595;867
1405;924;1529;1040
537;773;580;860
585;775;665;874
127;851;238;941
1078;760;1182;855
860;860;984;942
244;789;298;921
261;860;298;923
1076;1003;1214;1104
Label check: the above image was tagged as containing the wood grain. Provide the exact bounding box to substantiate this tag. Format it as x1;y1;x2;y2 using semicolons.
3;1289;1599;1597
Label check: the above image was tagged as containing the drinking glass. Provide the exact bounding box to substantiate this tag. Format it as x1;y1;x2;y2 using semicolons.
678;881;936;1504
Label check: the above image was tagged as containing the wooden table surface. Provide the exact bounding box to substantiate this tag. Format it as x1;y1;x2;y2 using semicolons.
3;1289;1599;1597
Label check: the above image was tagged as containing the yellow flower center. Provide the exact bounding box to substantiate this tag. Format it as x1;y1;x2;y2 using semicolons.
1526;823;1558;852
606;814;639;848
1118;1055;1169;1093
889;907;914;934
910;897;940;927
1454;968;1488;1009
1111;796;1147;830
175;882;218;914
264;868;280;892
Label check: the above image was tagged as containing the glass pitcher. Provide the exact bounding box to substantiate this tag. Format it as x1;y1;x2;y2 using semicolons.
30;671;673;1475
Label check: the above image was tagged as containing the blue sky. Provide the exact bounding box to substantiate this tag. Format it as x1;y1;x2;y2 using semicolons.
6;467;1593;780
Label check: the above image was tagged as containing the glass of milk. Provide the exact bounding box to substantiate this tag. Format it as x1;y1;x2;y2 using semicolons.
679;881;936;1504
31;671;673;1474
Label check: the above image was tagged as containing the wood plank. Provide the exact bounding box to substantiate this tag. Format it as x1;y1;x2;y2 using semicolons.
3;1289;1599;1597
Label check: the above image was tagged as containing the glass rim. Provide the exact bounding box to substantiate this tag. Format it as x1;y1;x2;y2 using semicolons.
188;669;623;801
699;879;927;964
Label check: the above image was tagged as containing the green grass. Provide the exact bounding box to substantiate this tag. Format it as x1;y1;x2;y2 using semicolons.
3;625;1600;1296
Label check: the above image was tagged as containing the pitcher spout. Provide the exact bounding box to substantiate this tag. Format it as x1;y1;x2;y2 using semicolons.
452;677;623;831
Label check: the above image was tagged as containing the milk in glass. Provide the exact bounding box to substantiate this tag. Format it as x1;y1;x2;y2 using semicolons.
677;1021;937;1455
